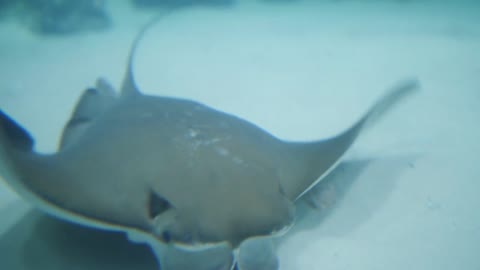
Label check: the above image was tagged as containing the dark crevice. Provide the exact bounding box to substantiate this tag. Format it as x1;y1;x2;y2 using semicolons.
148;190;171;219
0;110;34;151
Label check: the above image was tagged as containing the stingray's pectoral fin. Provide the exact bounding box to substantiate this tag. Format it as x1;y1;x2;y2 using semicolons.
0;110;34;154
0;110;37;196
280;78;420;201
0;110;34;176
236;237;279;270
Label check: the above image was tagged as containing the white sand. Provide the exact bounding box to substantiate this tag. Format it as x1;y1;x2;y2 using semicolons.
1;0;479;269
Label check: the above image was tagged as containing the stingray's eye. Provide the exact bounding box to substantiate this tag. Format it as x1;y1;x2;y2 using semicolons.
162;231;172;243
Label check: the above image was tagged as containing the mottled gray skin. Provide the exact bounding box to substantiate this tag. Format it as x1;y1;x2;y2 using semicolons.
18;92;297;245
0;12;419;270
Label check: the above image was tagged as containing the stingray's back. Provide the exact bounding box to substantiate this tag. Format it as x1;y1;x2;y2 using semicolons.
30;94;294;245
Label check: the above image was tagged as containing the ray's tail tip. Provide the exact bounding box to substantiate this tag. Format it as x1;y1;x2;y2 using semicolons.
396;77;421;94
381;77;421;107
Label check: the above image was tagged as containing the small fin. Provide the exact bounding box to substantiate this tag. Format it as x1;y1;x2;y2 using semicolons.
280;78;420;201
96;77;117;96
59;86;116;149
0;110;34;152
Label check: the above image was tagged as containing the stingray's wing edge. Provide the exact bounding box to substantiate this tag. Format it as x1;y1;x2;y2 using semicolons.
280;78;420;201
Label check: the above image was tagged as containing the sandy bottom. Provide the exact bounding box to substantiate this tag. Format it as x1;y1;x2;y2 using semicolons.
1;0;480;269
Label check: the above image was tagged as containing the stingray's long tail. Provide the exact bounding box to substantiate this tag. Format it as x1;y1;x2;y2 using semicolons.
120;9;177;97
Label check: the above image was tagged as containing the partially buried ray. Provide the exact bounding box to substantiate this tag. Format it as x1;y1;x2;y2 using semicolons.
0;11;419;270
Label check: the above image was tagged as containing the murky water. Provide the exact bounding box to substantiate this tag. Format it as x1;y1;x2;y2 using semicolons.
1;1;479;269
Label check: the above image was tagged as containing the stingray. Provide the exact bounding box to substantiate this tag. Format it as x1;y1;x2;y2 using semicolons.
0;12;419;270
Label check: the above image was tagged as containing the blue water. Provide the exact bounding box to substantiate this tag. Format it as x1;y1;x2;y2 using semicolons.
1;1;479;269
